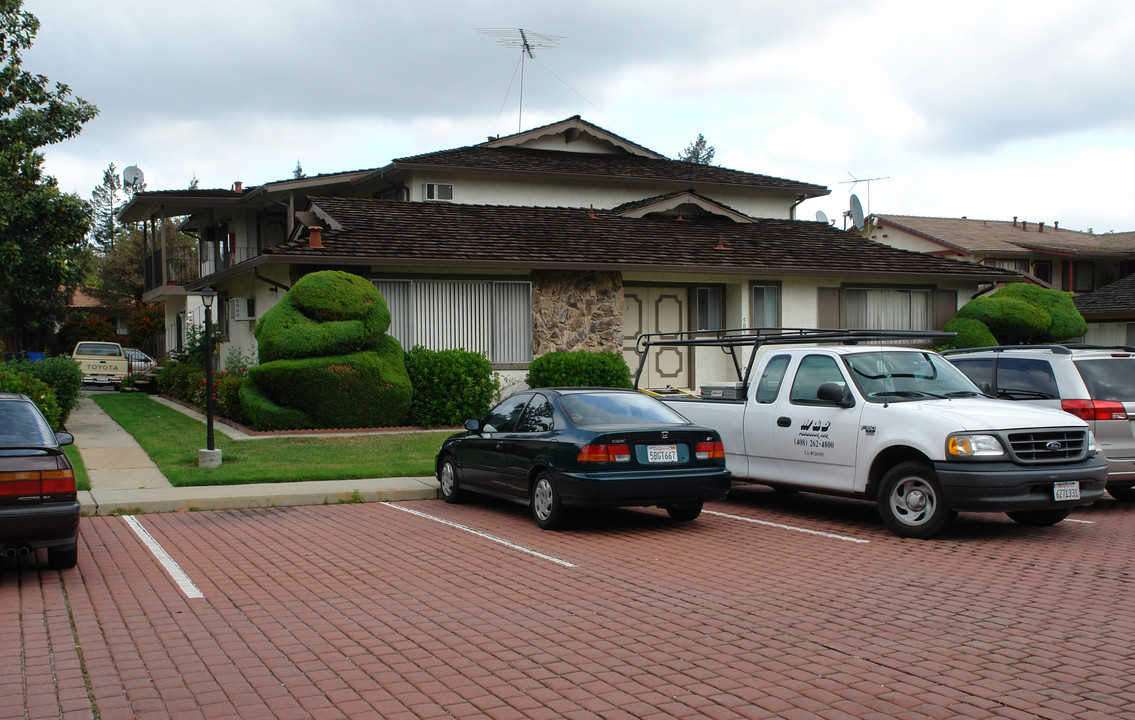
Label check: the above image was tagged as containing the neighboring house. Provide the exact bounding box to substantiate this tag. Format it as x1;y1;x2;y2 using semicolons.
1073;273;1135;346
859;215;1135;292
858;216;1135;344
117;116;1021;390
66;288;130;338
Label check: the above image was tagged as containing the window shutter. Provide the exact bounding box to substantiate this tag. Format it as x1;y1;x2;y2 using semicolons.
933;289;957;330
816;287;841;328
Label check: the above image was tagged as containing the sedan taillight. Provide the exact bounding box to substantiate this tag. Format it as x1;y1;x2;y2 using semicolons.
695;441;725;460
0;468;76;500
577;444;632;462
1062;399;1129;422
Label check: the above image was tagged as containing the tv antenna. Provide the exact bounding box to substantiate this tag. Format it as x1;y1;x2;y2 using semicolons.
839;172;888;215
477;28;564;132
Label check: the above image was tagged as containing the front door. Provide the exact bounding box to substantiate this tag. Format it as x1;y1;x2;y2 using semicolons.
624;286;690;390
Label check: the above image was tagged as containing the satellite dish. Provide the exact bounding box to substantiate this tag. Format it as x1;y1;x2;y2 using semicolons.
815;210;829;225
849;194;865;230
123;165;144;188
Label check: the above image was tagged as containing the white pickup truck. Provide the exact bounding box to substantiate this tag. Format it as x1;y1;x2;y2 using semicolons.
634;329;1108;538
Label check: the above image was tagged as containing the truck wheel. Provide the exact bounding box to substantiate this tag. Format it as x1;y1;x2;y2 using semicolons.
666;501;703;522
1006;508;1071;526
877;462;956;539
531;472;563;530
1106;485;1135;501
437;457;463;503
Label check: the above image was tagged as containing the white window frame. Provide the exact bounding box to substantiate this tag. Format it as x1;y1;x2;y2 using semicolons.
372;278;532;364
751;283;780;329
423;183;453;201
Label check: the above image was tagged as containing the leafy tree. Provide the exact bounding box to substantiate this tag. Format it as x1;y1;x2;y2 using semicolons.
0;0;98;350
679;133;715;165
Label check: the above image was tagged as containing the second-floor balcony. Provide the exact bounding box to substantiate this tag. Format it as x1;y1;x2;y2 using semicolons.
144;245;260;293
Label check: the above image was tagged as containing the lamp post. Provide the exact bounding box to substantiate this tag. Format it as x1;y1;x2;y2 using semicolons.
198;286;221;468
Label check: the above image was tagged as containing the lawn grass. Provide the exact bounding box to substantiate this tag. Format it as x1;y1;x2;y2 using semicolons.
91;393;453;487
64;444;90;491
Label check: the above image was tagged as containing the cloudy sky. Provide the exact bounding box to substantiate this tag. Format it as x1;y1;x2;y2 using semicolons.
22;0;1135;234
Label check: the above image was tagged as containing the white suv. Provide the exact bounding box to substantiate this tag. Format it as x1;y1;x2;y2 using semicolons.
943;345;1135;500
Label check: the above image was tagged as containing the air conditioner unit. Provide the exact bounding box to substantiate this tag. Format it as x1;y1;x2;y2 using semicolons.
228;298;256;321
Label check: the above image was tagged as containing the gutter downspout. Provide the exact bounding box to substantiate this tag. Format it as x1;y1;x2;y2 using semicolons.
789;194;807;220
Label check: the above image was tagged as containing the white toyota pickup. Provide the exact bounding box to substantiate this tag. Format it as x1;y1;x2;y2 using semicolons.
634;329;1108;538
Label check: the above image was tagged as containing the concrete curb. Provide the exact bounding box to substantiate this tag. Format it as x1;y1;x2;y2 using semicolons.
78;476;439;516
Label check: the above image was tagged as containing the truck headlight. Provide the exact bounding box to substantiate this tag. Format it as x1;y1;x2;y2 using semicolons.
947;434;1006;458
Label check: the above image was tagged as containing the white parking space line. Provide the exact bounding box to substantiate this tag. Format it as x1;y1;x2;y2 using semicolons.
123;516;205;599
382;503;577;568
705;510;869;543
1065;518;1094;524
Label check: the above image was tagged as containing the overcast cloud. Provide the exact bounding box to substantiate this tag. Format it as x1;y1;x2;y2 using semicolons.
22;0;1135;234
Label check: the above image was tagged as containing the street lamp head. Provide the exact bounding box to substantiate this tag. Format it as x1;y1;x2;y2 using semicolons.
200;286;217;308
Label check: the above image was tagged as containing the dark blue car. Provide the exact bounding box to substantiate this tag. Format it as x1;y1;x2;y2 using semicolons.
436;388;732;529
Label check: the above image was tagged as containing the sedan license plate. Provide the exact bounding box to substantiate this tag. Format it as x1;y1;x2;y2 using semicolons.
647;444;678;463
1054;481;1080;502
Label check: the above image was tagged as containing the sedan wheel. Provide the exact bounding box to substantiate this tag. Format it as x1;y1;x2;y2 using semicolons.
666;501;703;522
438;457;463;503
531;472;563;530
877;462;956;539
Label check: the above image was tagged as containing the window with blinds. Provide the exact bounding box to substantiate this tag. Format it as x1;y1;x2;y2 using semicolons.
372;279;532;363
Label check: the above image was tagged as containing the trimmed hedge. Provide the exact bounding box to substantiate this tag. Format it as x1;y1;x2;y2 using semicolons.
405;347;500;427
526;351;632;389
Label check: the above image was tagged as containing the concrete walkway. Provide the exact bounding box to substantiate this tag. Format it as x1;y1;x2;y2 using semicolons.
71;393;439;516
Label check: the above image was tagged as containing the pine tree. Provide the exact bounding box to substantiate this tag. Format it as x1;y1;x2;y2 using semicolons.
678;133;715;165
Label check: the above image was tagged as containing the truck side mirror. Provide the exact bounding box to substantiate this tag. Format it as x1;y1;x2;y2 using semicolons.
817;382;855;408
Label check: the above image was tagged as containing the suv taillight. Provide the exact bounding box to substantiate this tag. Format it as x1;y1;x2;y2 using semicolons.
1061;399;1129;422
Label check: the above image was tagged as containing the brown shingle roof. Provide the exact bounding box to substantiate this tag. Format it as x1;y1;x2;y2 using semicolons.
393;146;829;198
1073;274;1135;316
873;215;1135;256
269;197;1019;281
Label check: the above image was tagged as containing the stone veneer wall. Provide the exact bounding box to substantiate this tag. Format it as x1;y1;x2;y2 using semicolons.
531;270;624;356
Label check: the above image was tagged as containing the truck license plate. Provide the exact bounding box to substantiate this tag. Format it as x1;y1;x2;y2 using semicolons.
647;445;678;463
1054;481;1080;502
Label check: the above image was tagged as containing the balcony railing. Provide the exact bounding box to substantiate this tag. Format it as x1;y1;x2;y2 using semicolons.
144;248;201;291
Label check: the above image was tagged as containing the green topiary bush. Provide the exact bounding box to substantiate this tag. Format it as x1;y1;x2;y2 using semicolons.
940;317;998;350
954;295;1051;345
993;283;1086;341
405;346;500;427
0;365;62;430
526;350;632;389
240;271;413;429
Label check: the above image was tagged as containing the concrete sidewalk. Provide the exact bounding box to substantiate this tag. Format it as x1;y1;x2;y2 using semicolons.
71;393;439;516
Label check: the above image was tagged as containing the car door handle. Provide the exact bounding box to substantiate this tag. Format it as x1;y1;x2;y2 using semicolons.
777;416;791;427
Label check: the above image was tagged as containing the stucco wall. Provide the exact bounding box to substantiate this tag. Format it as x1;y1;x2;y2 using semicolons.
531;270;624;356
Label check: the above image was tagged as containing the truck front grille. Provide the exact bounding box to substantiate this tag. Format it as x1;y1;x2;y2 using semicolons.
1006;429;1088;463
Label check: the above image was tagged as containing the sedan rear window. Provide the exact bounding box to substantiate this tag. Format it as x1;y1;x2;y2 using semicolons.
0;400;57;448
560;393;688;426
1075;358;1135;402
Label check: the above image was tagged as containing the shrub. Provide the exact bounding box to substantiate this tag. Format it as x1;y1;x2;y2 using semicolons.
993;283;1086;342
156;361;205;406
940;317;998;350
526;350;632;389
58;314;117;350
126;302;164;348
213;371;247;424
22;355;84;426
405;347;500;426
0;365;62;430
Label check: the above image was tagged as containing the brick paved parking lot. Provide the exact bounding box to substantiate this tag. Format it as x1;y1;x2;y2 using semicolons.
3;487;1134;720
